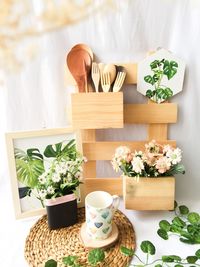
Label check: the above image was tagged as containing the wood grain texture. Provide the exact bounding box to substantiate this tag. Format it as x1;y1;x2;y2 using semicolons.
123;177;175;210
84;178;123;196
71;92;124;129
124;103;177;124
81;129;96;178
148;124;168;140
65;63;137;86
83;140;176;161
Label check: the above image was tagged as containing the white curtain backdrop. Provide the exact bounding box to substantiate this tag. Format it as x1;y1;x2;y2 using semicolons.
1;0;200;204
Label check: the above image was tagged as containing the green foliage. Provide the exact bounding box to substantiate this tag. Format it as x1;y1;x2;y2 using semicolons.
120;246;134;256
44;139;76;160
144;58;178;103
186;256;198;264
179;205;189;215
157;202;200;245
45;259;57;267
62;255;82;267
157;229;168;240
87;248;105;266
159;220;171;231
140;240;155;255
15;148;44;188
188;212;200;224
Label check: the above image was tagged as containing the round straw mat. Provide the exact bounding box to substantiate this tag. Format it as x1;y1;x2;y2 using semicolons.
25;208;136;267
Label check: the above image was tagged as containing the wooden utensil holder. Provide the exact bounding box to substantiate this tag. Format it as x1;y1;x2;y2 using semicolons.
67;61;178;210
71;92;123;129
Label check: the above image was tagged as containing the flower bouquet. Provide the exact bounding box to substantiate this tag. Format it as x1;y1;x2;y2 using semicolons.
111;140;185;210
111;140;185;178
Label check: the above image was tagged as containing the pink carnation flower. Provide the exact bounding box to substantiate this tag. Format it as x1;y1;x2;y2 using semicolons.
155;156;171;174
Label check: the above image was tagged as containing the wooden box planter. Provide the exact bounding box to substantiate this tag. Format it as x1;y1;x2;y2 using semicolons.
123;176;175;210
71;92;124;129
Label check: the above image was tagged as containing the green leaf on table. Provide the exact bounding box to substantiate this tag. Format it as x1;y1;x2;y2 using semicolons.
195;249;200;259
154;264;162;267
172;217;186;228
45;259;57;267
174;265;184;267
144;75;155;85
180;238;196;244
157;229;168;240
162;255;181;263
187;212;200;224
88;248;105;265
63;255;78;266
179;205;189;215
162;255;175;263
120;246;134;256
140;240;155;255
159;220;171;231
186;256;198;264
170;224;183;234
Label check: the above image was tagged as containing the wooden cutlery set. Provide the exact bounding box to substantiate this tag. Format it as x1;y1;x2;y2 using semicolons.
66;44;126;93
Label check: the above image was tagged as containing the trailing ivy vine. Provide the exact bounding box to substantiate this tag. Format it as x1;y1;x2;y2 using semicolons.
157;201;200;244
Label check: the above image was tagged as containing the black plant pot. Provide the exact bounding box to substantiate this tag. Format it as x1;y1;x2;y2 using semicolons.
45;194;77;230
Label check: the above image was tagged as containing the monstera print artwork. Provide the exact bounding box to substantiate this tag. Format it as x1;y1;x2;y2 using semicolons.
137;48;186;103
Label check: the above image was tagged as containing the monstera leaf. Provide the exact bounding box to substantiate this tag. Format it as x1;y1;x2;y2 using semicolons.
163;60;178;80
44;139;76;159
15;148;44;188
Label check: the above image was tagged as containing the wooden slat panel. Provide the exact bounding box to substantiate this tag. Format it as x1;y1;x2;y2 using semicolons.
83;140;176;160
71;92;123;129
81;129;96;178
84;178;123;196
124;177;175;210
124;103;177;124
65;63;137;87
148;124;168;140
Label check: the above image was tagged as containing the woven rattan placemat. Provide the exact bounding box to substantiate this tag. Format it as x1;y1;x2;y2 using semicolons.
25;208;136;267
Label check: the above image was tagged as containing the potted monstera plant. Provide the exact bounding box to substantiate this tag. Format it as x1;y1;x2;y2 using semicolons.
15;139;85;229
111;140;185;210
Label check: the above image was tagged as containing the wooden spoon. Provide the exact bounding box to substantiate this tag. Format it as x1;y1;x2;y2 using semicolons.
66;49;92;92
71;43;93;60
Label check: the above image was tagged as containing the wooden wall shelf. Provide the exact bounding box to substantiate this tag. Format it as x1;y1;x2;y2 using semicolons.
66;59;178;210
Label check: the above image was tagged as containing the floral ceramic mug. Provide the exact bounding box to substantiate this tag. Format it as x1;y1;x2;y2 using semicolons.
85;191;120;240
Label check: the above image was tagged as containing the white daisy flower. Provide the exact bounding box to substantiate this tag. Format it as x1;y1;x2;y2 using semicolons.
52;173;61;183
38;173;47;184
47;186;54;195
38;189;47;200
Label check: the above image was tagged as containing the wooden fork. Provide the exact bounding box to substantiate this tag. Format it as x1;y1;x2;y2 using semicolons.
101;72;110;93
91;62;100;92
113;71;126;92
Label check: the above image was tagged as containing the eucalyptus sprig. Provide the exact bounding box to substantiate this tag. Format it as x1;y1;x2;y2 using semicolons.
121;240;200;267
157;202;200;244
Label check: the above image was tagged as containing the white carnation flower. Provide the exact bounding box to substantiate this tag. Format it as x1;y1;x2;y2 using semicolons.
131;156;144;174
166;148;182;164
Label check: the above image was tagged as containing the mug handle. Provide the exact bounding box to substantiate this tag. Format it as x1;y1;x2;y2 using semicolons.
112;195;120;211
